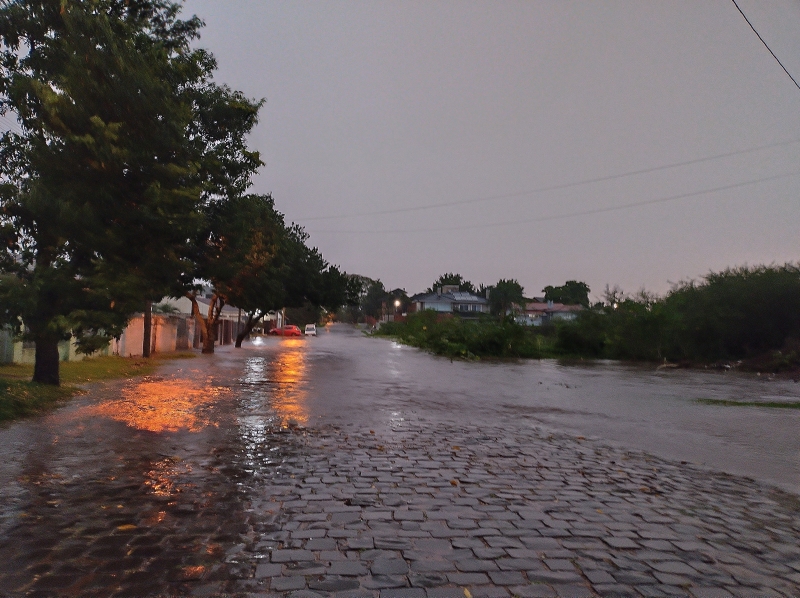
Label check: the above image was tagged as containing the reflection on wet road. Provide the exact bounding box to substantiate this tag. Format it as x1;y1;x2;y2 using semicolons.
0;323;798;595
86;377;231;432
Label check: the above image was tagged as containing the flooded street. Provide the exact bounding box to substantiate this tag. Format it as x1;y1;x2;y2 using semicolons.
1;323;799;596
293;326;800;495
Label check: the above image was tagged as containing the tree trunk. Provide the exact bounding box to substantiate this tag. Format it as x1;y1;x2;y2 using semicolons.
202;324;216;353
33;338;60;385
142;300;152;357
234;313;261;348
187;292;223;354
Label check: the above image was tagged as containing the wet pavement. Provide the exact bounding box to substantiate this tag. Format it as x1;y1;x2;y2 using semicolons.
1;324;799;597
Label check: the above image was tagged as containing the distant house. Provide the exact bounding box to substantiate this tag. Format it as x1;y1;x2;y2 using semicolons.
412;285;490;316
157;295;246;346
517;301;583;326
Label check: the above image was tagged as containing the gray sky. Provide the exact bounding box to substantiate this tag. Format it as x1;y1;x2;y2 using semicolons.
184;0;800;300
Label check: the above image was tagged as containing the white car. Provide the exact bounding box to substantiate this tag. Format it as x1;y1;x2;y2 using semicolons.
304;324;317;336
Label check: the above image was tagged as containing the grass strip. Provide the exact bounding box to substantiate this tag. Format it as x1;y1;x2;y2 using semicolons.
696;398;800;409
0;353;196;423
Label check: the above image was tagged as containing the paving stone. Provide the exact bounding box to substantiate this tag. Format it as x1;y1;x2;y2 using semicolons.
497;558;544;571
284;561;327;576
306;538;338;551
408;572;449;587
308;577;361;592
455;559;498;572
592;583;640;596
613;570;658;585
271;549;315;563
447;572;490;585
328;561;368;576
255;563;283;578
488;570;526;585
542;559;573;571
583;569;615;584
651;571;692;586
271;576;307;591
345;537;375;549
467;586;510;597
379;589;426;598
4;364;800;598
526;570;585;584
371;559;410;575
603;537;640;549
508;584;558;597
649;560;698;576
409;559;455;573
426;588;467;598
362;575;408;589
549;583;593;596
690;587;737;598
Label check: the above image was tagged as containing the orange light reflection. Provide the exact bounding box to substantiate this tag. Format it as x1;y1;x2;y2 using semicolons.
269;342;309;426
89;379;230;433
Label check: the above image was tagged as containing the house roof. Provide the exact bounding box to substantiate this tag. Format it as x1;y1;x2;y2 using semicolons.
524;301;583;314
414;291;488;305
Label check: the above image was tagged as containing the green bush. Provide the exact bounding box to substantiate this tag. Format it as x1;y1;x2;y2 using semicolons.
376;312;544;359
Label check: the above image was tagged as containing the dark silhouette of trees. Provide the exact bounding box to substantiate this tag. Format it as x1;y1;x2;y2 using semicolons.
427;273;476;294
543;280;591;307
488;279;525;317
0;0;260;382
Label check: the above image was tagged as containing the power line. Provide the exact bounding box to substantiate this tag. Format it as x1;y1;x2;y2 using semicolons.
299;138;800;222
731;0;800;92
308;170;800;235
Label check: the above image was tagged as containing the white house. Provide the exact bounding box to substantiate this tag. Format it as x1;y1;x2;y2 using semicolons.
412;285;490;316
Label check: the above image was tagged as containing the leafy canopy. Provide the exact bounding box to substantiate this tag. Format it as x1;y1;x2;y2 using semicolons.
543;281;591;307
427;273;476;294
0;0;261;380
489;279;524;316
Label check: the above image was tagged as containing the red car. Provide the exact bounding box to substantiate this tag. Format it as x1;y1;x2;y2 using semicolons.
268;325;302;337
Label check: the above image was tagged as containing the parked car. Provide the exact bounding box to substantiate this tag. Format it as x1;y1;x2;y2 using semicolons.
268;325;302;337
304;324;317;336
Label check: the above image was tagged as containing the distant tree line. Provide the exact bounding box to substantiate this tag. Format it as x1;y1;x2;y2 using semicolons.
557;264;800;369
0;0;354;385
374;265;800;371
346;272;590;322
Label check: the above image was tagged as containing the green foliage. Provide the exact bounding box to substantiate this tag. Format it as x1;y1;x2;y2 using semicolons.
0;353;193;422
360;278;387;319
554;264;800;368
376;311;547;359
284;302;322;327
555;310;607;357
0;0;262;380
665;265;800;361
488;279;525;316
427;273;476;294
0;379;73;422
543;281;591;307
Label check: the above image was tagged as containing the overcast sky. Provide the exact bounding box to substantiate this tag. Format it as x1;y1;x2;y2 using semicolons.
183;0;800;300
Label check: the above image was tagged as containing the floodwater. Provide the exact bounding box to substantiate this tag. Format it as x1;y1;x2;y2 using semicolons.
1;322;799;594
2;323;798;503
250;324;800;495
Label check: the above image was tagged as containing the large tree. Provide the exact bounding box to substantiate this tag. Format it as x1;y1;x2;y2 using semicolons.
180;193;346;351
427;273;476;294
543;280;591;307
489;279;525;317
0;0;260;383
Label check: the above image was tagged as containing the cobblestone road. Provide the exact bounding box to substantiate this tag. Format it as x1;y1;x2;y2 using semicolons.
222;422;800;597
1;333;799;597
